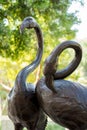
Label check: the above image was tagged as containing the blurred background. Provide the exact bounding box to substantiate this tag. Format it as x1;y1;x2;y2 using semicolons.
0;0;87;129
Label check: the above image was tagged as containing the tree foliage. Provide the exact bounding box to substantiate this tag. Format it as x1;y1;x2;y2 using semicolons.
0;0;84;115
0;0;83;59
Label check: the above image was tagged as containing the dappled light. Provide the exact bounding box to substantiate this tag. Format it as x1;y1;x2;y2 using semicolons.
0;0;87;130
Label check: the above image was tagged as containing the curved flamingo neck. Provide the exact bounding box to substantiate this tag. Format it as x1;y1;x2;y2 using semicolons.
44;41;82;79
54;41;82;79
15;25;43;92
44;41;82;93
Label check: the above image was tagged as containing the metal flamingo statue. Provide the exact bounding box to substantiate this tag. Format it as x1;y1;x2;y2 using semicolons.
35;41;87;130
8;17;47;130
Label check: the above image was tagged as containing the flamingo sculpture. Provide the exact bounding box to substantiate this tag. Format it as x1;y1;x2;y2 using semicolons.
8;17;47;130
35;41;87;130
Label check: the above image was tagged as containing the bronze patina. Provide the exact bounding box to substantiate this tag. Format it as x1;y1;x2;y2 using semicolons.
36;41;87;130
8;17;47;130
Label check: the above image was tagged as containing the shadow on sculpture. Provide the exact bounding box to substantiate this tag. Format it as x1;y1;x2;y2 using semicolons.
8;17;47;130
35;41;87;130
